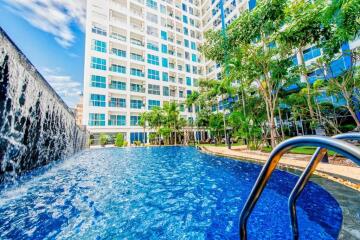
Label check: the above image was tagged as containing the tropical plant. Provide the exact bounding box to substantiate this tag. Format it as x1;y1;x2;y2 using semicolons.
99;133;109;146
115;133;124;147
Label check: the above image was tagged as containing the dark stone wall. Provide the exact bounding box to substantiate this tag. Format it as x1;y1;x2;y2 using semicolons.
0;28;88;182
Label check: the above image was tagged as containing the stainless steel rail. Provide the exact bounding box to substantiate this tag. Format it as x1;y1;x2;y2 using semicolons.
288;133;360;239
239;135;360;240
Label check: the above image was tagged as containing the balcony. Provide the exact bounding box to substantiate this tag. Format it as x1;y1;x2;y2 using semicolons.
130;68;145;77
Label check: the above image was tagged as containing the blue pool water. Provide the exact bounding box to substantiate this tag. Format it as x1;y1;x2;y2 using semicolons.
0;147;342;239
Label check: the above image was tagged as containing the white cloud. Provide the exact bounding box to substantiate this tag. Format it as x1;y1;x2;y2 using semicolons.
42;67;83;107
4;0;86;48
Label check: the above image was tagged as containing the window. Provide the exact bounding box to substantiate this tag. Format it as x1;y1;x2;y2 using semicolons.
130;99;143;109
184;39;189;48
183;16;188;24
146;0;157;9
184;27;188;35
192;54;197;62
130;115;140;126
109;97;126;108
108;115;126;126
111;48;126;57
303;47;321;61
163;86;169;96
91;57;106;70
147;42;159;51
131;53;144;62
161;44;168;53
131;83;143;92
148;100;160;110
179;104;185;112
148;84;160;95
91;75;106;88
161;31;167;40
186;77;192;86
160;4;166;14
90;94;106;107
109;80;126;90
182;3;187;11
162;72;168;81
91;25;106;36
110;64;126;74
162;58;168;67
92;40;106;53
193;78;199;87
147;54;159;65
130;68;144;77
191;42;196;50
148;69;160;80
89;113;105;126
186;64;190;73
179;90;184;98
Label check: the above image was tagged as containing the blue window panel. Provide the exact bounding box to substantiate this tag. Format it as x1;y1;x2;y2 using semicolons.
249;0;256;10
184;39;189;48
130;100;143;109
191;42;196;50
130;68;145;77
303;47;321;61
111;48;126;57
268;41;276;49
179;104;185;112
109;98;126;108
148;100;160;110
148;69;160;80
130;132;147;144
108;115;126;126
130;116;140;126
184;27;188;35
161;44;168;53
147;42;159;51
91;57;106;70
90;94;106;107
146;0;157;9
212;105;217;112
186;64;191;73
191;54;197;62
328;57;349;78
92;40;106;53
308;69;324;84
182;3;187;11
109;80;126;90
183;15;188;24
163;86;169;96
162;72;168;81
161;31;167;40
89;113;105;126
91;26;106;36
162;58;168;67
291;55;298;66
110;64;126;74
91;75;106;88
147;54;159;65
186;77;192;86
187;90;192;96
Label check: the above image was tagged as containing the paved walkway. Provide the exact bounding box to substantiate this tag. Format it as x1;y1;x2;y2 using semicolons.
201;146;360;190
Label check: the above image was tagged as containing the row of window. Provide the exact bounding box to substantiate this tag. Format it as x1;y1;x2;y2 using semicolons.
89;113;140;126
90;74;198;89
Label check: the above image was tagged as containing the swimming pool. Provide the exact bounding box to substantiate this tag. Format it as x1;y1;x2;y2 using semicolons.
0;147;343;239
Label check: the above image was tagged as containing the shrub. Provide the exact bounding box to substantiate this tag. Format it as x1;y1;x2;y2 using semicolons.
134;140;141;146
123;141;128;147
115;133;124;147
99;134;109;146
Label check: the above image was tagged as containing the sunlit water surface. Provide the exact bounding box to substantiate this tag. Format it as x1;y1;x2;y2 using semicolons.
0;147;343;239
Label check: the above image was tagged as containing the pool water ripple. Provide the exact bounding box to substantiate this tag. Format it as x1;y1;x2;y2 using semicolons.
0;147;342;239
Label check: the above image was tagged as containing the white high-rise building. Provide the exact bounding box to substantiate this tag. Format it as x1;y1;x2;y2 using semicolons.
82;0;260;144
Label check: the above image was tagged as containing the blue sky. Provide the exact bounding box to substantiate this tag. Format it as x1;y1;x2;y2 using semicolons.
0;0;86;107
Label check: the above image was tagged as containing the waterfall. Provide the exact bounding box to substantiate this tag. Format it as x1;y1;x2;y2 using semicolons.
0;27;88;182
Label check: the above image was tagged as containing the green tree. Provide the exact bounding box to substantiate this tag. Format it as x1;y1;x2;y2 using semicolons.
139;112;148;145
115;133;125;147
147;106;164;145
209;113;225;144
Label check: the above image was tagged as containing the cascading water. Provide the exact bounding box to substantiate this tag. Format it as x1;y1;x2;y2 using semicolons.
0;27;88;182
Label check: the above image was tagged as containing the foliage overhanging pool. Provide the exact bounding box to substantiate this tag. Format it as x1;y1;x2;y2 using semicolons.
0;147;343;239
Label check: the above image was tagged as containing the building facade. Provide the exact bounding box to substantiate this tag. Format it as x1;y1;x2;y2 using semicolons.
83;0;207;143
83;0;359;143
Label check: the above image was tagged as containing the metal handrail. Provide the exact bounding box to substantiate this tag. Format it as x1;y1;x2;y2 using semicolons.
239;135;360;240
289;133;360;239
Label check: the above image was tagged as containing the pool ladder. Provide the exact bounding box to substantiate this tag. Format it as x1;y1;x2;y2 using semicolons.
238;133;360;240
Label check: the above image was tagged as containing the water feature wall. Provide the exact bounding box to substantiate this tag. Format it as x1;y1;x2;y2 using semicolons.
0;28;88;182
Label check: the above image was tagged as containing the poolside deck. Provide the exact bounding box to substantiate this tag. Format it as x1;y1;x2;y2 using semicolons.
200;146;360;191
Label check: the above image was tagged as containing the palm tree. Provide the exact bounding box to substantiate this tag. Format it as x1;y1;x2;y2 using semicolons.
163;102;180;145
147;107;164;145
